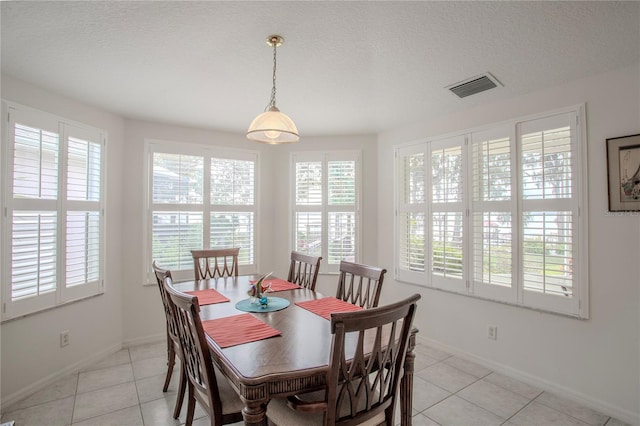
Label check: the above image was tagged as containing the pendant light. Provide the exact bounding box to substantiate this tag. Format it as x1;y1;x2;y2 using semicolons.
246;35;300;144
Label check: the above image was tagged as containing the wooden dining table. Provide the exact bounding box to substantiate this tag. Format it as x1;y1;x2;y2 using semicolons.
172;275;418;426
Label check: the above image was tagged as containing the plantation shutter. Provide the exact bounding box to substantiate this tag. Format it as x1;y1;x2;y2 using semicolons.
3;105;105;319
63;124;104;300
210;158;256;265
327;160;356;264
430;135;466;292
292;152;360;273
294;161;323;256
10;119;60;311
393;106;586;317
296;162;322;205
470;126;517;301
151;152;204;271
294;212;322;257
519;112;580;315
147;143;258;282
396;144;426;284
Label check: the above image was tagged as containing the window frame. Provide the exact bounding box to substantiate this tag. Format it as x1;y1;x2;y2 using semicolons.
394;105;589;318
290;151;361;274
143;139;260;284
1;101;107;321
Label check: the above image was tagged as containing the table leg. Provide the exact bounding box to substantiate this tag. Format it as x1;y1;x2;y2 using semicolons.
242;402;268;426
400;330;417;426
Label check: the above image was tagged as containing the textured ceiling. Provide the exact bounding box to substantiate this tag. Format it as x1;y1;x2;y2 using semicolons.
2;1;639;137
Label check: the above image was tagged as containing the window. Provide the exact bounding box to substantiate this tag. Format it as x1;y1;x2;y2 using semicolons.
292;151;360;273
146;140;258;282
1;102;106;320
395;106;588;317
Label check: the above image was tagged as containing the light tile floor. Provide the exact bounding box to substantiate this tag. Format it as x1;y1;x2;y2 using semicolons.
0;341;630;426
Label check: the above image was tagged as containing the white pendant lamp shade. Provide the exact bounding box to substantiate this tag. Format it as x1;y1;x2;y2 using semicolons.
247;106;299;144
247;35;299;144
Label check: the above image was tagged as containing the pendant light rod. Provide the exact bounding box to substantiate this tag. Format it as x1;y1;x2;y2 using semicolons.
267;35;283;110
247;34;299;144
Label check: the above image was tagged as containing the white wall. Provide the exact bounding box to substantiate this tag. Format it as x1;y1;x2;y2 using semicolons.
0;75;126;403
377;64;640;424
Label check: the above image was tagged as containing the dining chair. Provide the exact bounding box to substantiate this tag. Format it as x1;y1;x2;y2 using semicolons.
163;276;245;426
152;261;187;419
191;248;240;280
267;293;421;426
336;261;387;309
287;251;322;291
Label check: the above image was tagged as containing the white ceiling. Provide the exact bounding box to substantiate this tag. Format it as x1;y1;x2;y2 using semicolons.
2;1;639;137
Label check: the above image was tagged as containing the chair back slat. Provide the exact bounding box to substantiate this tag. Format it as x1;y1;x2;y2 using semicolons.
163;277;225;425
326;294;420;425
191;248;240;280
287;251;322;290
152;261;180;344
336;261;386;309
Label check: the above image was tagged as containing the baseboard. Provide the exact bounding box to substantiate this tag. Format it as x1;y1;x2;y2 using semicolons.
121;332;165;348
1;334;166;411
1;342;122;412
417;335;640;426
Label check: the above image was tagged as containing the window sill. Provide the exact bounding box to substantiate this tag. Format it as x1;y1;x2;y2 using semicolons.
396;279;588;320
1;292;105;324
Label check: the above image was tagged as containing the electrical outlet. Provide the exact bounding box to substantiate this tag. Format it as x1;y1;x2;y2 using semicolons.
487;325;497;340
60;330;70;347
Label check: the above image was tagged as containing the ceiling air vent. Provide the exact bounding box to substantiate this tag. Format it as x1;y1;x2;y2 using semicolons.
447;73;502;98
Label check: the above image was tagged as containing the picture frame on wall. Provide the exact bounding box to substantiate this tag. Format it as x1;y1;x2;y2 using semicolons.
607;134;640;211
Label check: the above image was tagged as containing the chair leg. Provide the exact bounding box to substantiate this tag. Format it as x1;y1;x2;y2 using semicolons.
163;340;176;392
185;383;196;426
173;363;187;419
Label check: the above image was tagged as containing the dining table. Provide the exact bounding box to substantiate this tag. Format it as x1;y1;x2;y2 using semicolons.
172;274;418;426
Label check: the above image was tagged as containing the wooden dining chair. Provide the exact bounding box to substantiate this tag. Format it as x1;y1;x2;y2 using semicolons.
191;248;239;280
163;276;245;426
287;251;322;291
336;261;387;309
267;293;421;426
152;261;187;419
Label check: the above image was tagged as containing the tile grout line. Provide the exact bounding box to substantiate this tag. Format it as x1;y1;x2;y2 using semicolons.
499;391;543;425
531;392;604;426
71;372;80;425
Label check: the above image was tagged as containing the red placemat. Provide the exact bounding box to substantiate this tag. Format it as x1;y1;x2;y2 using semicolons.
185;288;230;306
203;313;281;348
251;278;301;292
295;297;362;320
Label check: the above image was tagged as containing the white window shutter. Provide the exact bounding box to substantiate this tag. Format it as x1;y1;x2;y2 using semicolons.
295;162;322;205
3;105;106;319
11;211;58;299
211;159;254;205
210;212;254;264
396;146;427;284
294;212;322;257
292;153;360;272
430;137;466;292
66;211;100;287
520;112;579;315
397;211;425;273
328;212;355;264
153;153;203;204
393;107;586;317
328;161;355;205
147;143;258;281
470;128;517;302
